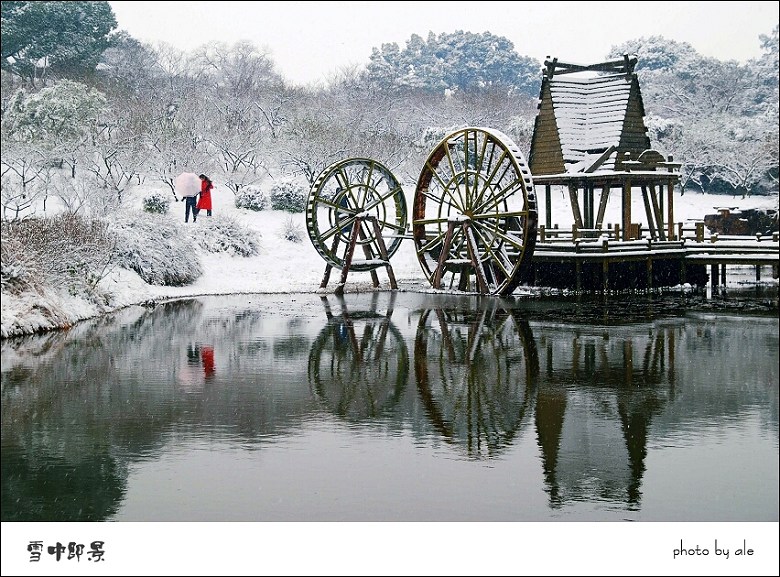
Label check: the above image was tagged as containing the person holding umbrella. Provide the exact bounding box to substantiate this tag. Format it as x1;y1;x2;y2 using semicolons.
174;172;201;223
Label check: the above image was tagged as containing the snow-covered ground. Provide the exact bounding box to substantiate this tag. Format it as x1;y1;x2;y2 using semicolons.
1;182;777;338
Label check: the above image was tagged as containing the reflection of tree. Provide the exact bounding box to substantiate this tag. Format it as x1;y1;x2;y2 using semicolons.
414;304;538;458
308;294;408;422
1;447;126;522
534;325;674;508
0;296;280;521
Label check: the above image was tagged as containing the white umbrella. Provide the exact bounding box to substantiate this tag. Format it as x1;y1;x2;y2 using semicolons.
174;172;201;198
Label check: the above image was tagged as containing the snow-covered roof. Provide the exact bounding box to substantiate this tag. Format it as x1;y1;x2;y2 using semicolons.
529;56;652;177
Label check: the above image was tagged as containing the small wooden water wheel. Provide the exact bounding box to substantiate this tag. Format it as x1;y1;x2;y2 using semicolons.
412;127;538;296
306;158;408;293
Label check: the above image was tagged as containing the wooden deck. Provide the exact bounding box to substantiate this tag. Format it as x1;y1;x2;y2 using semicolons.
529;227;779;290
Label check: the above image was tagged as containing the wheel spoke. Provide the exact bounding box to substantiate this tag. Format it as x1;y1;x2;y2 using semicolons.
424;162;465;213
361;185;404;215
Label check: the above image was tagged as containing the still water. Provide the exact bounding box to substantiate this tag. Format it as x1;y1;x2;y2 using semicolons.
1;291;778;522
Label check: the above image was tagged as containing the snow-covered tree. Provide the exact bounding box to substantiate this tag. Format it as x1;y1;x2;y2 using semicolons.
364;31;540;96
1;0;117;87
2;79;107;176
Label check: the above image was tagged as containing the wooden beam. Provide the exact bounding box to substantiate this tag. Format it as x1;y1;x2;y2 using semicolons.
648;183;667;241
595;185;610;229
568;184;584;229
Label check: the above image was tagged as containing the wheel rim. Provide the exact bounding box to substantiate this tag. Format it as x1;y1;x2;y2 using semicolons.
412;127;537;295
306;158;407;271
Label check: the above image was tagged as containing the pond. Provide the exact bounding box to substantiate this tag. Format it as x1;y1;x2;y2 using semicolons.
2;290;777;525
2;288;780;575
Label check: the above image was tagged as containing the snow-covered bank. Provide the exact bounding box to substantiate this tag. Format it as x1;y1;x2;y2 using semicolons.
1;187;777;339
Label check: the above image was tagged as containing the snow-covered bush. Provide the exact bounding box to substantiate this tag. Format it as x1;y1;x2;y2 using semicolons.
142;191;172;214
1;234;37;293
188;215;261;256
235;185;267;211
113;215;202;286
281;216;304;243
0;214;116;297
269;179;308;213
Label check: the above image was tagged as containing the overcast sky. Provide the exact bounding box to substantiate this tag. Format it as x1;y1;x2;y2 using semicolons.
111;1;778;85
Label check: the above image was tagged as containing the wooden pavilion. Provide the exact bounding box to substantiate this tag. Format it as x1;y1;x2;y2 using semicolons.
528;55;680;242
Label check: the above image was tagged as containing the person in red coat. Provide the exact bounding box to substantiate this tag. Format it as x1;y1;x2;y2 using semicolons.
197;174;214;216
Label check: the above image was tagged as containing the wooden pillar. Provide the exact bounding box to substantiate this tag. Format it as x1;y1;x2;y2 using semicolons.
575;260;582;292
646;258;653;289
463;221;489;294
622;178;632;241
545;184;552;229
357;224;380;287
335;218;362;295
667;177;675;240
585;184;594;230
320;234;341;288
368;216;397;290
433;220;457;289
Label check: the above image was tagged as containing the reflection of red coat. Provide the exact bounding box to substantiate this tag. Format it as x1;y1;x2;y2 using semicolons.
201;346;215;378
197;180;213;211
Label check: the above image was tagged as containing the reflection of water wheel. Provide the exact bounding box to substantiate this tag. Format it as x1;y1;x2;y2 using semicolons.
308;306;408;422
414;304;538;457
306;158;408;272
413;127;537;295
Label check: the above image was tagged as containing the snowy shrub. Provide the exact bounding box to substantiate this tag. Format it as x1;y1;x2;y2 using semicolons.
235;185;267;211
187;215;261;257
0;214;116;297
0;235;36;293
113;215;202;286
142;191;171;214
281;216;304;243
269;179;307;213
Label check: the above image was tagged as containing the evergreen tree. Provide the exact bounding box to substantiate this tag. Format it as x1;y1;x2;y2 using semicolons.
1;0;117;86
364;30;540;96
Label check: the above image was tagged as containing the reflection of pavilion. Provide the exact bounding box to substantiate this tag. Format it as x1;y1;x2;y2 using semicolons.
413;302;539;458
307;293;408;421
534;324;675;508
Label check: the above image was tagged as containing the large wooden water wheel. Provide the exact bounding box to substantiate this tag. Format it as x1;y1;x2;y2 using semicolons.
413;127;537;296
